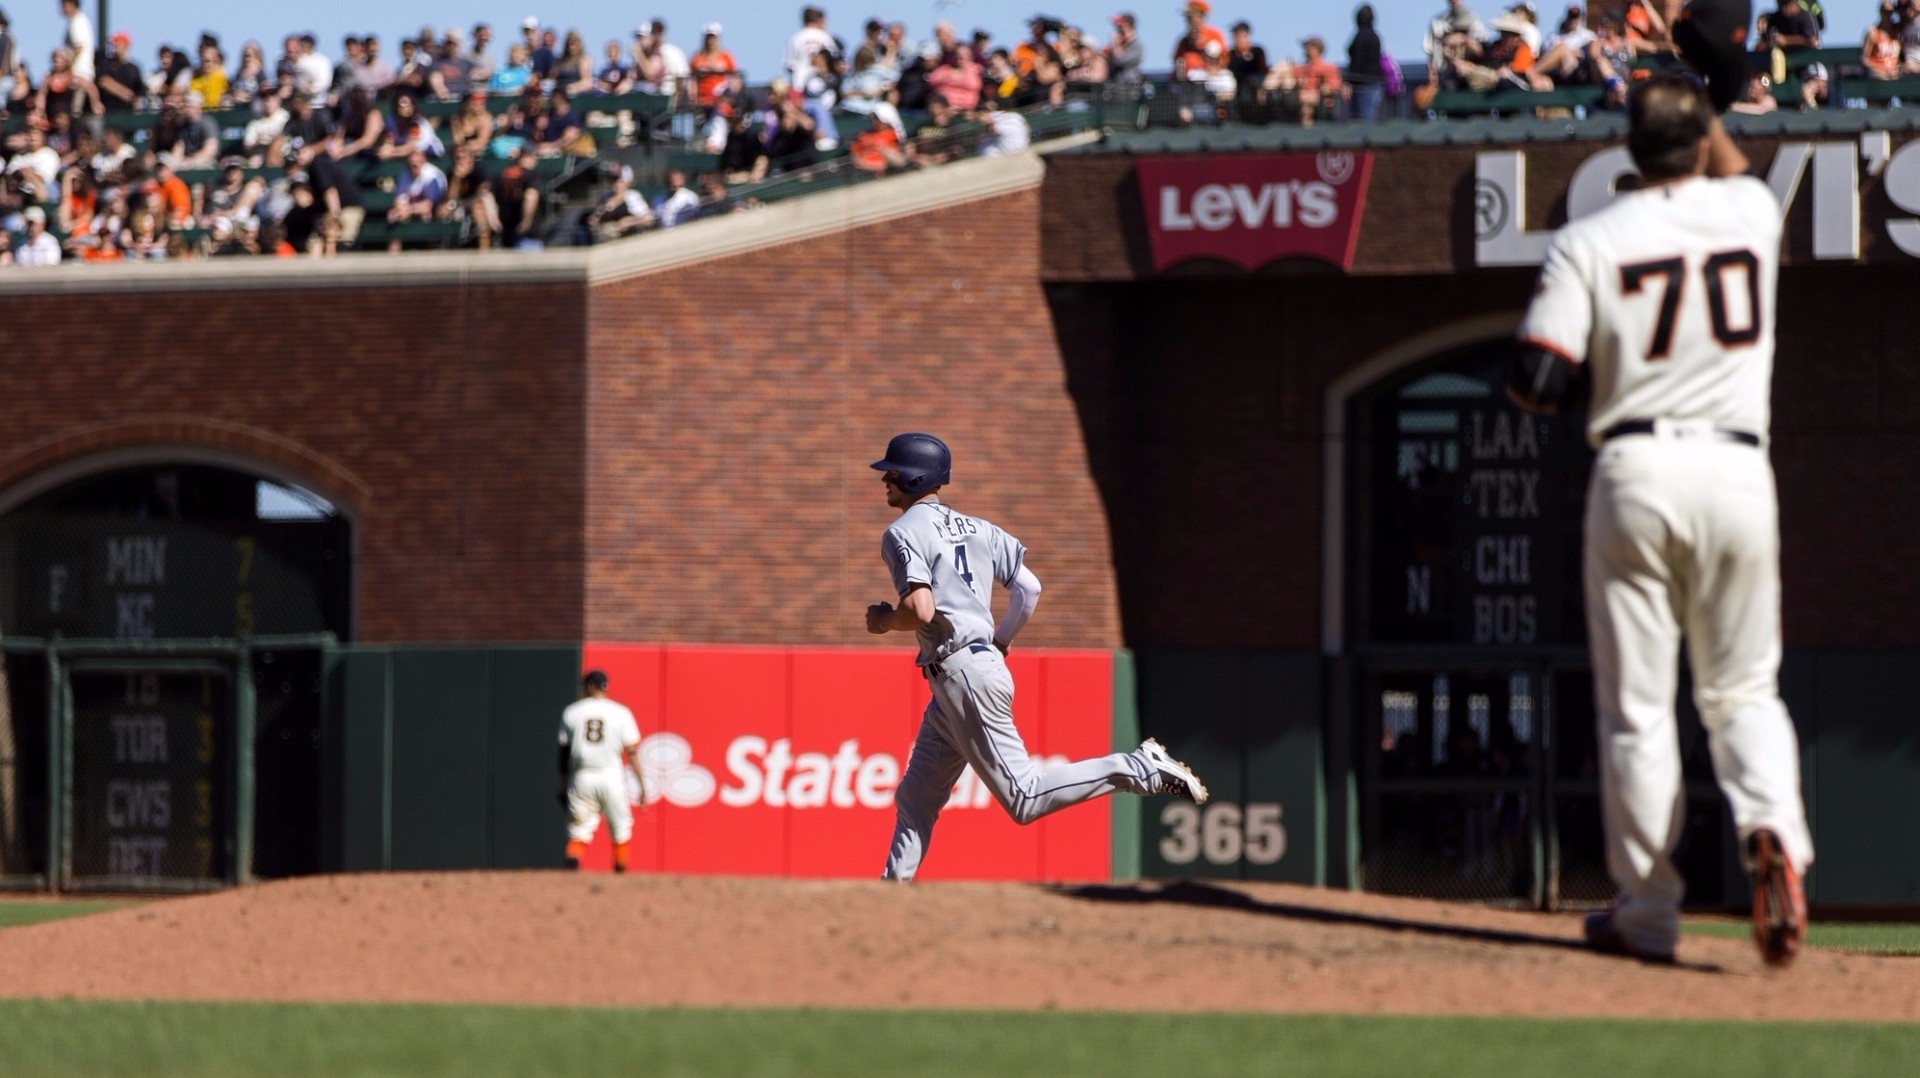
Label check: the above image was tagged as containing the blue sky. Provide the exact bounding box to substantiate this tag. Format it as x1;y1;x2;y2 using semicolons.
3;1;1883;83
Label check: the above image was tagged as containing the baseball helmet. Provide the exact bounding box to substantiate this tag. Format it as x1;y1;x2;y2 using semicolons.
870;433;951;493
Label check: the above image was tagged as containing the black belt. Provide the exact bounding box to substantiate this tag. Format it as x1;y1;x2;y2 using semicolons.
1602;419;1761;448
925;642;993;679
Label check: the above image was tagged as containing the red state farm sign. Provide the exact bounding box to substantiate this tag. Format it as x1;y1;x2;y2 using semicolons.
1136;153;1373;272
575;643;1114;881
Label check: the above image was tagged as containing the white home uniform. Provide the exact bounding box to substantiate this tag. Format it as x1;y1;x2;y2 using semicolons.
1518;173;1814;957
880;496;1170;881
559;696;642;844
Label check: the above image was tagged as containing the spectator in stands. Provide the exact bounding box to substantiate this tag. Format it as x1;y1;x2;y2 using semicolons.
1534;4;1595;83
1588;12;1633;82
972;94;1030;155
894;41;938;110
1598;74;1628;111
1452;13;1546;90
92;123;134;181
1760;0;1821;48
1296;35;1344;125
96;31;142;112
1799;60;1832;108
1107;13;1144;82
1190;41;1234;122
1011;17;1066;107
300;138;364;255
1172;1;1228;80
761;78;818;172
1865;1;1903;78
467;24;495;85
0;12;16;109
172;91;221;166
552;30;594;97
230;39;268;104
1426;0;1490;88
1068;24;1110;84
241;85;289;164
534;87;586;155
485;143;538;246
535;27;562;80
787;7;837;89
491;43;533;94
448;89;493;155
647;20;690;101
202;159;260;231
842;44;899;114
378;92;443;159
56;163;93;234
629;26;668;92
1228;21;1269;100
981;48;1020;105
1346;6;1387;121
1731;71;1779;112
295;33;333;105
928;42;983;109
800;47;840;148
688;25;739;111
1505;1;1544;54
148;156;194;228
385;146;447;249
697;173;734;217
37;45;97;131
430;28;478;101
651;167;700;227
16;203;59;264
152;41;191;97
849;102;908;174
1626;0;1677;56
334;85;386;158
59;0;92;81
906;92;966;164
275;34;302;85
719;101;768;180
597;39;634;94
190;41;228;106
358;35;394;96
278;179;323;253
392;37;431;98
585;162;654;240
1903;0;1920;74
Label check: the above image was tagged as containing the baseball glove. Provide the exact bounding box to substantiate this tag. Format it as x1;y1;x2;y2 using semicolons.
1672;0;1755;113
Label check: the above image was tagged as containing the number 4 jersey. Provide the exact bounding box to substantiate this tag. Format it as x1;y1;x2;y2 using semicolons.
559;697;641;773
1517;174;1781;447
882;497;1026;668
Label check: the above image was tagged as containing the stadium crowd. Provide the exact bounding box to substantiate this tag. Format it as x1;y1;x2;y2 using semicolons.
2;1;1918;264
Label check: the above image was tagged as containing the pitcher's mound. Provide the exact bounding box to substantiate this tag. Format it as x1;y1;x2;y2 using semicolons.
1;873;1913;1019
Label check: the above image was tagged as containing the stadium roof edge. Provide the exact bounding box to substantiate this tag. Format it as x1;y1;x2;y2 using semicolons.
0;148;1052;297
1063;107;1920;156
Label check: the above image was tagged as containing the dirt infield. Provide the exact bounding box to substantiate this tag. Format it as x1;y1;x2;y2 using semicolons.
1;873;1915;1020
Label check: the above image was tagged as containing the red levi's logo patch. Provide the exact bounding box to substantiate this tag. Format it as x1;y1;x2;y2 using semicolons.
1137;153;1374;272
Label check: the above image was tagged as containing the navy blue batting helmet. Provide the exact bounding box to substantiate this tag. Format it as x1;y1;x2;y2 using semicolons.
870;433;951;493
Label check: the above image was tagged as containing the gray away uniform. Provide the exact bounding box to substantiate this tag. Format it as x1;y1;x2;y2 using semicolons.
880;496;1162;881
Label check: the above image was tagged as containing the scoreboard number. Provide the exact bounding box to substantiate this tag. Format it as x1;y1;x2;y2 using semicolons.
1158;801;1287;866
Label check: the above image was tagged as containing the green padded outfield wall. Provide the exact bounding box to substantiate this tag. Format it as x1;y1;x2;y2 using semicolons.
1133;651;1324;884
326;646;581;873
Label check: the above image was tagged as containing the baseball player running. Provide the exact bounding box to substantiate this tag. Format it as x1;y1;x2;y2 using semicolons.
1508;71;1810;965
864;432;1208;881
558;669;646;873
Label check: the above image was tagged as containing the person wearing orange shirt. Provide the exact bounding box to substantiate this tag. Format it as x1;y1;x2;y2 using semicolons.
689;23;737;107
150;157;195;229
1296;35;1345;125
1172;0;1228;78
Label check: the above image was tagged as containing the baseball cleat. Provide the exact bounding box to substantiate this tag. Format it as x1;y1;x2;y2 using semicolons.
1582;910;1676;965
1748;828;1806;967
1138;738;1209;804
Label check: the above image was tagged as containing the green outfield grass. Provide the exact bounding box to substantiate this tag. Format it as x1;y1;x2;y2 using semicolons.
1;1003;1917;1077
0;899;134;928
1684;918;1920;956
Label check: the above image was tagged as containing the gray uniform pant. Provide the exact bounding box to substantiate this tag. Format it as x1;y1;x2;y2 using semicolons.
882;644;1152;881
1584;437;1813;956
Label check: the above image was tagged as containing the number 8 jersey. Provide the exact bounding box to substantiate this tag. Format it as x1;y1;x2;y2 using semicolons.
882;496;1026;668
1517;174;1781;447
559;697;640;773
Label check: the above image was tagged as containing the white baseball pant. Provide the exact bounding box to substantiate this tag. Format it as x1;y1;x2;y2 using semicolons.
1583;436;1814;956
567;766;635;844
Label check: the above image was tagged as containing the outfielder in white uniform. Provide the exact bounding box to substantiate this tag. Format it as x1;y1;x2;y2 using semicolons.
558;669;645;873
864;433;1209;882
1510;72;1811;966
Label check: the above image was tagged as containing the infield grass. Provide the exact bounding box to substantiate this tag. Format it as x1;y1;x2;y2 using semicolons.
1;1002;1917;1077
0;899;135;928
1683;918;1920;956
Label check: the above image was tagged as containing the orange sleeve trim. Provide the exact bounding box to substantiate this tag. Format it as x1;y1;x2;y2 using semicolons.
1519;335;1584;365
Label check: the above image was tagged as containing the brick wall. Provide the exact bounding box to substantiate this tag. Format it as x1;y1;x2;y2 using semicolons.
0;283;587;642
585;188;1123;647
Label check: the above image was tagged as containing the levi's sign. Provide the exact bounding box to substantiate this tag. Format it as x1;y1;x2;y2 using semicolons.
1137;153;1374;271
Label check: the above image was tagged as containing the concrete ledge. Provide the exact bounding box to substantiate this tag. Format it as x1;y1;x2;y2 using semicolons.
0;149;1050;297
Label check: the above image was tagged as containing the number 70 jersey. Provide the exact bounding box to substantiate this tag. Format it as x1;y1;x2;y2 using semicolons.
1517;174;1781;448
